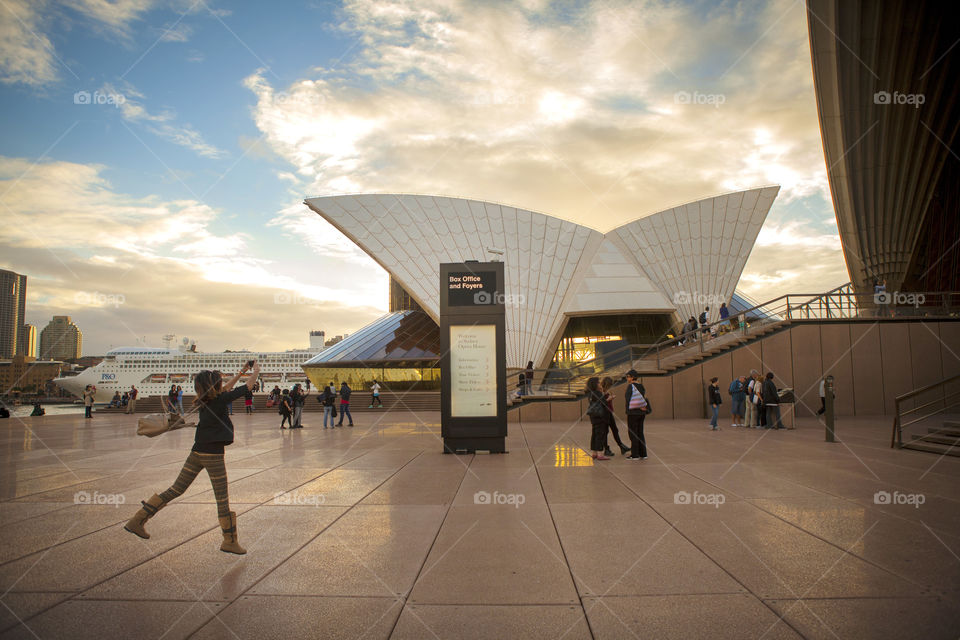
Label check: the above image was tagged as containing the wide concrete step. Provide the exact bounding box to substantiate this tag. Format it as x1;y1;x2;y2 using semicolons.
911;434;960;447
902;441;960;457
928;427;960;438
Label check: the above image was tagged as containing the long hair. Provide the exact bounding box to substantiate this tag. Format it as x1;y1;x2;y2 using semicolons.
600;376;613;392
585;376;600;394
193;370;222;407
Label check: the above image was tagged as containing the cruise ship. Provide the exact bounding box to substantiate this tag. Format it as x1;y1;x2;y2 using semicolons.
53;337;323;403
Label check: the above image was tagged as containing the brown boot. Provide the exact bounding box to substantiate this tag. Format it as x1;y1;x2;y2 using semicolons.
123;494;166;539
218;511;246;555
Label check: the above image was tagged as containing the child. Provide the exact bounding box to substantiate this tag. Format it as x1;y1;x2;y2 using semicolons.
124;361;259;554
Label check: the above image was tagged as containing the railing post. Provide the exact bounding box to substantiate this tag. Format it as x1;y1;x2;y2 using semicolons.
824;375;836;442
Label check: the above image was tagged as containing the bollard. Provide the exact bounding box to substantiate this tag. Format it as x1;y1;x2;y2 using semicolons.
824;375;836;442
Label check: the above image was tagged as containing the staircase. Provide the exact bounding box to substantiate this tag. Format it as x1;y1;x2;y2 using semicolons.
903;419;960;457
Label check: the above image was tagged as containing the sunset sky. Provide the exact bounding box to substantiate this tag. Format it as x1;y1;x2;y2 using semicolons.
0;0;847;355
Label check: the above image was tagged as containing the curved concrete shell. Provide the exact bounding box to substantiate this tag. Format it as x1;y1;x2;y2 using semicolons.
305;187;779;368
807;0;960;293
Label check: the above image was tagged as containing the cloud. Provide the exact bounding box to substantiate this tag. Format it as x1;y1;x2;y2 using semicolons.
65;0;155;40
0;156;385;354
0;0;59;86
245;0;845;295
102;81;226;158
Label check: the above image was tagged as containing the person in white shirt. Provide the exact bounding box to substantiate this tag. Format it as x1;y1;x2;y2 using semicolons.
369;380;382;408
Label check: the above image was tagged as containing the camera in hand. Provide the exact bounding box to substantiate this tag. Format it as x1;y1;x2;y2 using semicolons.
246;360;256;368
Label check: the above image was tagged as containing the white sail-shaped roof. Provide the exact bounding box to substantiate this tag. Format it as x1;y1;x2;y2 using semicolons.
305;187;778;368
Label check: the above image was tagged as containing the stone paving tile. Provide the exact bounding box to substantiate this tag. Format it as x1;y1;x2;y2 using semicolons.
1;411;958;639
190;595;401;640
583;593;804;639
391;603;591;639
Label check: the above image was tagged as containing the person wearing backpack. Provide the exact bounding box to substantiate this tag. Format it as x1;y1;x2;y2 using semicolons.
699;307;710;338
729;375;746;427
279;389;293;429
707;377;722;430
337;381;353;427
321;384;336;428
744;370;759;428
623;370;650;460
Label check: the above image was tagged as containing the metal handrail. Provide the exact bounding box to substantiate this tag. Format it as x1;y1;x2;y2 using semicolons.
891;373;960;448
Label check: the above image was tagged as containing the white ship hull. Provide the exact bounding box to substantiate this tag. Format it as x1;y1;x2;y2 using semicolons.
53;347;320;403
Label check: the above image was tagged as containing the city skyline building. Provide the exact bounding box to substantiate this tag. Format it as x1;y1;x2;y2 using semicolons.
19;324;36;359
39;315;82;362
0;269;27;359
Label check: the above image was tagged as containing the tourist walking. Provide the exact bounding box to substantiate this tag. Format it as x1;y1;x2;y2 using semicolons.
585;377;610;460
167;385;178;414
83;385;95;419
624;370;649;460
369;380;382;408
729;375;746;427
321;385;336;428
176;385;184;414
524;361;535;395
244;389;254;414
708;377;721;430
279;389;293;429
124;361;260;555
601;376;629;455
762;372;783;429
125;385;138;414
718;302;730;333
337;381;353;427
700;307;711;337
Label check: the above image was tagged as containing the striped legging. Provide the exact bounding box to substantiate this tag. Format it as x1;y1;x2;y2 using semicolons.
160;451;231;518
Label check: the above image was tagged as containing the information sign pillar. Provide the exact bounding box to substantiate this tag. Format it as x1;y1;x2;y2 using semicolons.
440;262;507;453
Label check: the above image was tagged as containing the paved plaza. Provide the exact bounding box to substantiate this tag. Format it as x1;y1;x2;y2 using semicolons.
1;409;959;639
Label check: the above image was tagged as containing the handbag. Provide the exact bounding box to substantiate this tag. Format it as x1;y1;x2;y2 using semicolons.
586;396;606;418
137;405;196;437
331;404;337;418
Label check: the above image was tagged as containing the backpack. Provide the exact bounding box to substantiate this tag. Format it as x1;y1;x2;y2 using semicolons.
728;380;739;396
699;312;707;324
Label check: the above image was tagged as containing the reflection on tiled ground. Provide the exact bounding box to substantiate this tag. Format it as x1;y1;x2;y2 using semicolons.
1;410;959;639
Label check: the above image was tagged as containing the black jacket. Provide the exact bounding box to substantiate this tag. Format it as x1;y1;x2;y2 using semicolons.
708;385;722;406
194;386;247;445
762;379;780;405
339;385;351;402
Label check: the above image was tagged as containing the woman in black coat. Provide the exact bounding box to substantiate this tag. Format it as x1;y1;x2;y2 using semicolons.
585;377;611;460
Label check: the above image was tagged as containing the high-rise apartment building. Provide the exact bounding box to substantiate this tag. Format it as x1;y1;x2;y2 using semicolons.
19;324;36;359
39;316;82;361
0;269;27;358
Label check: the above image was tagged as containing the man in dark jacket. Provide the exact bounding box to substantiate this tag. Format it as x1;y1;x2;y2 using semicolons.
336;382;353;427
762;372;783;429
707;377;721;430
623;370;649;460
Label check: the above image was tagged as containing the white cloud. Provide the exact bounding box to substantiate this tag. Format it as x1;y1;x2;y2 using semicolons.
0;156;384;354
0;0;59;86
245;0;845;295
103;81;226;158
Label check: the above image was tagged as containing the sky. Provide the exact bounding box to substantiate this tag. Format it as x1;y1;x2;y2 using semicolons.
0;0;848;356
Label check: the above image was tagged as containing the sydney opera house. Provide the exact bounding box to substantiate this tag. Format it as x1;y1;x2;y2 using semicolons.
301;187;779;389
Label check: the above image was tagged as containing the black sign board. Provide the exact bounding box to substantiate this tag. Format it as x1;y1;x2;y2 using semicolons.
440;262;508;453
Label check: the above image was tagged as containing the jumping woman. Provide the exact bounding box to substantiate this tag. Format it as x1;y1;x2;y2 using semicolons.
124;360;260;554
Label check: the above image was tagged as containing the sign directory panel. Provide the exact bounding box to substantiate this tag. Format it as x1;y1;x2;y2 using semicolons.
449;324;497;417
440;261;507;453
